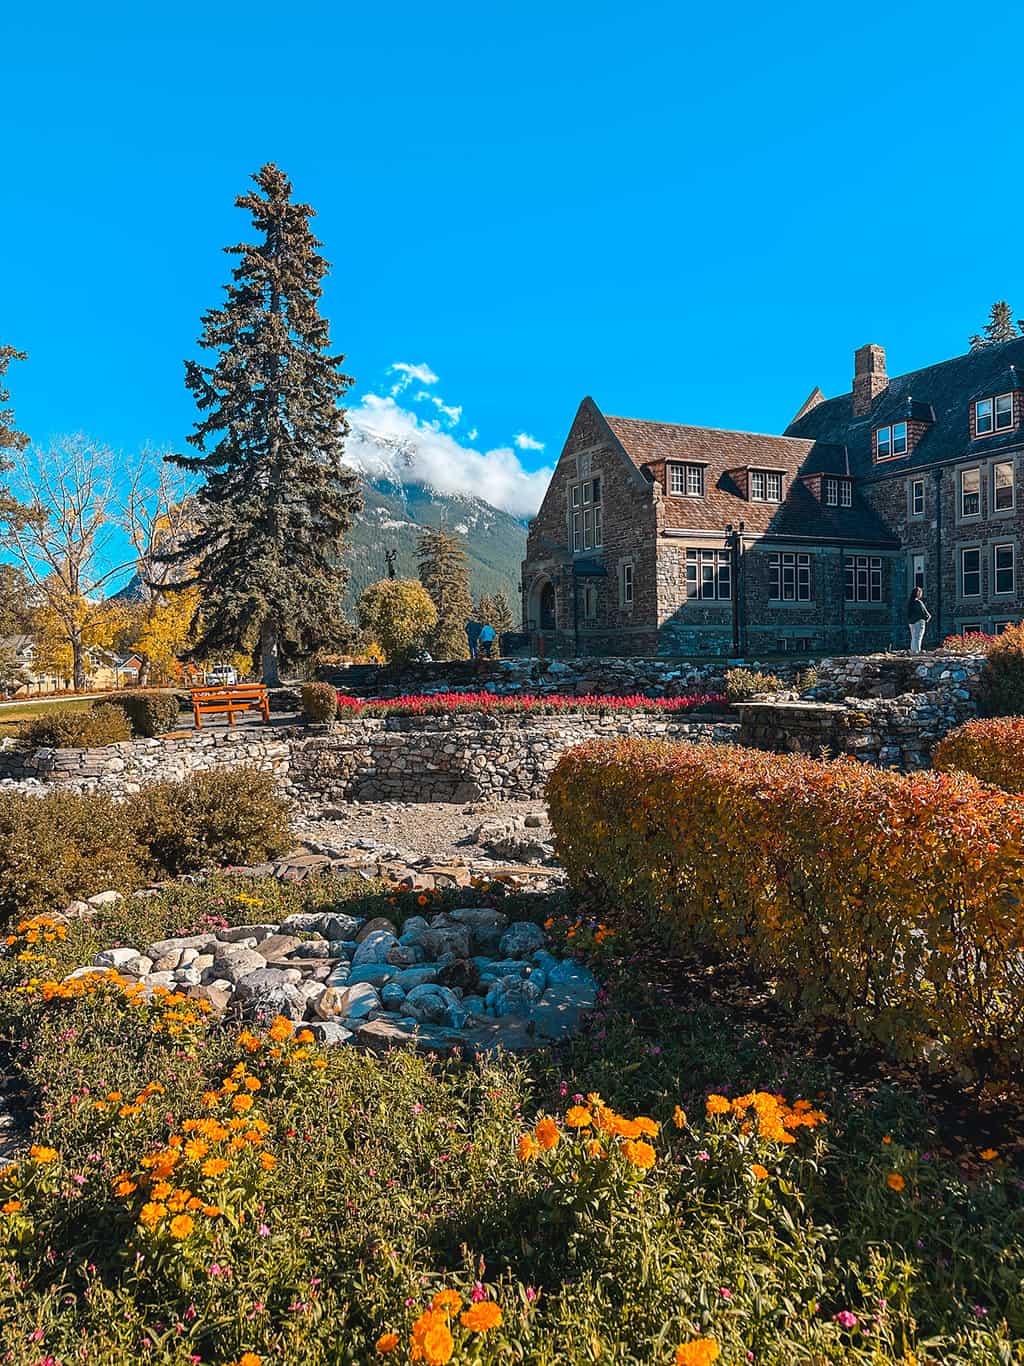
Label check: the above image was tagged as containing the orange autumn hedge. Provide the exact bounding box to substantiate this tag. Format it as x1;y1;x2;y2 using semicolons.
547;739;1024;1078
933;717;1024;795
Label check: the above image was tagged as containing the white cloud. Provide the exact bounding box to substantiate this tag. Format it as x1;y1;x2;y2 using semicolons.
388;361;440;396
345;392;551;519
467;427;479;441
513;432;545;452
414;391;463;428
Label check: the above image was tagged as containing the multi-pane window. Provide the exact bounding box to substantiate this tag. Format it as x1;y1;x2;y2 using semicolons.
840;479;852;507
960;468;981;517
845;555;883;603
824;477;853;507
961;547;981;598
769;552;812;602
993;461;1015;511
750;470;783;502
910;478;925;517
669;463;704;496
621;561;634;606
976;394;1014;435
912;553;926;593
824;477;838;506
994;543;1015;595
686;549;732;600
570;478;603;551
875;422;908;460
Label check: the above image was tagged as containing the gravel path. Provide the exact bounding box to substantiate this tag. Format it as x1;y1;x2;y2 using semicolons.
299;798;553;864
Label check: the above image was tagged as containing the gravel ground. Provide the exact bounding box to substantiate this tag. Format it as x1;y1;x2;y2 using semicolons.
298;798;553;864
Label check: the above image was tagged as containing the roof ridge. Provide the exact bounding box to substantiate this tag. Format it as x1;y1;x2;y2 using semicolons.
605;414;831;445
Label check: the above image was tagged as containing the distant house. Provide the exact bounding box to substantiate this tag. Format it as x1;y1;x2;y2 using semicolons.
521;338;1024;655
0;635;68;694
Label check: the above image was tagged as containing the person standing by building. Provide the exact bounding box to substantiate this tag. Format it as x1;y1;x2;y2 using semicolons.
907;586;931;653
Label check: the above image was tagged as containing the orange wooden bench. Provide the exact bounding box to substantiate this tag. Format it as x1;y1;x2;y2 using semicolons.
190;684;270;729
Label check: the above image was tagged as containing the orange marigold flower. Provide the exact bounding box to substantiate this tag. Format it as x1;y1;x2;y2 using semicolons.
981;1148;999;1161
517;1134;539;1163
259;1152;277;1171
268;1016;294;1042
881;1135;892;1145
184;1139;209;1161
675;1339;720;1366
244;1076;261;1091
750;1163;769;1181
534;1117;560;1151
237;1355;261;1366
621;1139;656;1170
114;1179;137;1197
886;1172;906;1192
202;1157;230;1178
673;1105;687;1130
633;1116;660;1137
430;1289;463;1314
29;1145;58;1164
231;1094;254;1113
460;1300;503;1332
376;1333;400;1354
139;1201;166;1227
565;1105;592;1129
586;1139;604;1159
203;1204;222;1218
705;1095;730;1116
169;1213;194;1239
2;1199;23;1214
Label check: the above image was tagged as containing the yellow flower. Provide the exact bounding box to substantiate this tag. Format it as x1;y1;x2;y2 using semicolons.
675;1340;720;1366
750;1163;770;1180
169;1213;194;1239
621;1139;656;1170
705;1095;730;1116
460;1300;503;1332
517;1134;539;1162
184;1139;209;1161
981;1148;999;1161
886;1172;906;1192
565;1105;592;1129
430;1289;463;1314
29;1145;58;1164
534;1117;560;1151
376;1333;400;1354
672;1105;687;1130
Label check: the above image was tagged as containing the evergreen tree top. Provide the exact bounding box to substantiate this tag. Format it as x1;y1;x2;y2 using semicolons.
0;345;28;461
970;300;1023;349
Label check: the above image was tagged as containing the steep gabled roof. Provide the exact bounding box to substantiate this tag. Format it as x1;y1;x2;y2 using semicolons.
785;336;1024;475
603;413;894;542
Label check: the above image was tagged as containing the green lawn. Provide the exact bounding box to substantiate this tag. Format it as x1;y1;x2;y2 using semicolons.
0;697;95;737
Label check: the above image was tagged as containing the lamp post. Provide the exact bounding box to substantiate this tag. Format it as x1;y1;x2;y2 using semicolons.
725;520;745;657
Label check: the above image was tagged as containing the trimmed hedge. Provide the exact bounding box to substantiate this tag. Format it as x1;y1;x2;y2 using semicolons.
17;702;131;748
548;739;1024;1078
0;768;292;923
934;717;1024;794
301;681;339;723
112;689;182;737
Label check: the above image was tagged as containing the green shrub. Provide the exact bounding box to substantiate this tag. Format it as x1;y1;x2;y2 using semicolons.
0;790;146;921
724;668;782;702
548;738;1024;1079
111;689;182;737
17;702;132;749
136;768;293;875
933;716;1024;793
300;681;338;723
982;622;1024;715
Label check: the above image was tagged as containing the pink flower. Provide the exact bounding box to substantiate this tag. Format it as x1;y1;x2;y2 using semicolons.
697;1150;710;1163
719;1287;733;1299
471;1282;487;1303
258;1224;270;1237
525;1286;537;1302
834;1310;859;1329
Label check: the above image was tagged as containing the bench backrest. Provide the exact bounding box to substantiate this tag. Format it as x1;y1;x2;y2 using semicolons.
191;685;267;701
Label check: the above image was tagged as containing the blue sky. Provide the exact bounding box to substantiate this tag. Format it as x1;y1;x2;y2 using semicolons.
1;0;1020;518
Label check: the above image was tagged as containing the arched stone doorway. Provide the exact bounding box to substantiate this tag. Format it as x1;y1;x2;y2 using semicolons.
528;576;557;633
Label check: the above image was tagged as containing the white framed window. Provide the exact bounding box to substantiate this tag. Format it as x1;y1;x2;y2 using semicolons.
824;477;852;508
685;548;732;600
976;394;1014;436
750;470;783;502
840;480;852;508
910;478;925;517
824;477;838;506
962;621;984;633
769;552;812;602
993;460;1015;512
620;560;634;607
875;422;908;460
961;546;981;598
845;555;883;603
994;543;1015;595
960;467;981;517
995;620;1017;633
669;463;704;497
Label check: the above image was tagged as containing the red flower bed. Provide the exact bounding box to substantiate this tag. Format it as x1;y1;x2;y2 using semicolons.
334;689;725;718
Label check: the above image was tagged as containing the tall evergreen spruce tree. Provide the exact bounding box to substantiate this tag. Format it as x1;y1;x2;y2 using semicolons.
490;589;516;634
163;164;361;684
970;301;1022;349
417;528;472;660
0;345;28;525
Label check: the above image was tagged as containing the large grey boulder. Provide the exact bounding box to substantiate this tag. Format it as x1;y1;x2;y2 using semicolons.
351;930;399;966
210;947;267;984
498;922;547;960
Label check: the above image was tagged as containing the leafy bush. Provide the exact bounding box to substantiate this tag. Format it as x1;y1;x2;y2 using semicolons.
942;630;998;655
335;690;725;719
17;702;132;748
356;578;437;662
548;738;1024;1078
111;689;182;737
933;717;1024;793
0;790;146;922
982;622;1024;715
724;669;782;702
136;768;293;875
300;681;339;723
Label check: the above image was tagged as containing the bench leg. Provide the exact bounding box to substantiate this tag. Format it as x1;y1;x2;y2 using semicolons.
194;709;202;729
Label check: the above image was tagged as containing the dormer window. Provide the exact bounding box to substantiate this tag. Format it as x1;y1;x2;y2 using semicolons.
668;462;705;497
824;477;853;507
975;394;1014;436
875;422;908;460
750;470;783;502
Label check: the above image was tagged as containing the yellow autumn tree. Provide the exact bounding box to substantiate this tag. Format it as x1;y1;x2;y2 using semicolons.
132;587;199;684
30;595;129;687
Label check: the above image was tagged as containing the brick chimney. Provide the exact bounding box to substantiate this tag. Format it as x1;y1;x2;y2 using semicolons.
852;343;887;416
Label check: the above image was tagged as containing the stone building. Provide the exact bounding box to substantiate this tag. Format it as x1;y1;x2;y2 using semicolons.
521;337;1024;655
